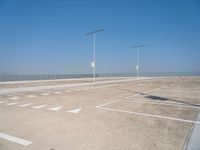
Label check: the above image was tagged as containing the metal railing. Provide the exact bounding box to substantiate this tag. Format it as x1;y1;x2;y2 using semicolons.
0;72;199;82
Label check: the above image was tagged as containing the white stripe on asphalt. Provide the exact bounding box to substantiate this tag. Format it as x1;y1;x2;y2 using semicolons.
95;99;122;108
5;102;19;106
18;103;33;107
8;97;19;100
124;100;200;109
41;93;49;96
65;90;71;93
125;94;140;99
125;86;167;99
53;92;62;94
67;108;82;114
0;132;32;146
42;93;49;96
26;95;36;98
97;107;200;125
32;105;46;109
0;101;8;104
48;106;63;111
0;77;151;95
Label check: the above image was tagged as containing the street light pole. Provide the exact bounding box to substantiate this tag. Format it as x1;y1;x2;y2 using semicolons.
86;29;103;84
130;45;144;77
137;47;139;77
93;33;96;82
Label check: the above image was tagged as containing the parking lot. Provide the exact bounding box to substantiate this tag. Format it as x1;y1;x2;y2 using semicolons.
0;77;199;150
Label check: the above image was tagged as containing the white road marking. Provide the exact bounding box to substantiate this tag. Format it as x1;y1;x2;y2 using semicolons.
5;102;19;106
65;90;71;92
129;98;183;105
0;77;134;85
18;103;33;107
96;84;175;109
125;86;169;99
95;99;122;108
124;99;200;109
67;108;82;114
48;106;63;111
0;132;32;146
32;105;46;109
8;97;19;100
0;77;152;95
0;101;8;104
53;92;62;94
146;86;170;93
125;94;140;99
97;107;200;125
26;95;36;98
41;93;49;96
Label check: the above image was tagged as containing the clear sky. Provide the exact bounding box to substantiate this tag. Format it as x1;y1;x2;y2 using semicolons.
0;0;200;75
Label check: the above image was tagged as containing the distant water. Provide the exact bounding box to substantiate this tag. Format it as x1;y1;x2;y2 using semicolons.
0;72;200;82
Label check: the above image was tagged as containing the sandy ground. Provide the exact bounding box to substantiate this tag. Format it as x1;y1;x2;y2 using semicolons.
0;77;199;150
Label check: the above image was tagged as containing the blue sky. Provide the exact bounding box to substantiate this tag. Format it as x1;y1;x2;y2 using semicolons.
0;0;200;75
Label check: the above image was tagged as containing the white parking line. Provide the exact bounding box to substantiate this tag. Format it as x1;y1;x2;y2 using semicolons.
125;86;169;99
124;99;200;109
53;92;62;94
97;107;200;125
96;84;175;109
128;97;183;104
32;105;46;109
18;103;33;107
0;132;32;146
65;90;71;93
125;94;140;99
41;93;49;96
95;99;122;108
48;106;63;111
8;97;20;100
5;102;19;106
129;98;183;105
26;95;36;98
0;101;8;104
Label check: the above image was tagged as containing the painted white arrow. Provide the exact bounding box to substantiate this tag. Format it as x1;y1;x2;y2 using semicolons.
67;108;82;114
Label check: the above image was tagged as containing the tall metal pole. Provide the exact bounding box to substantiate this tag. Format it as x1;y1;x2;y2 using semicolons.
130;45;144;77
86;29;103;84
93;33;96;83
136;48;139;77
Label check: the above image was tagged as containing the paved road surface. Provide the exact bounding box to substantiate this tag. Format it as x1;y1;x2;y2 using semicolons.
0;77;199;150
